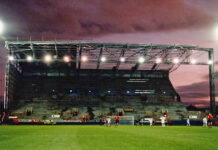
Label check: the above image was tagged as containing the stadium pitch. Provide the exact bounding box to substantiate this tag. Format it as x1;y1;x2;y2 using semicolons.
0;125;217;150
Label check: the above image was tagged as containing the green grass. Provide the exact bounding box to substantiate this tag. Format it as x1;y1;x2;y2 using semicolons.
0;125;217;150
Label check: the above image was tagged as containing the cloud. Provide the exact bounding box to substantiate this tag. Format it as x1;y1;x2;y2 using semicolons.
0;0;216;39
203;69;218;79
176;71;218;104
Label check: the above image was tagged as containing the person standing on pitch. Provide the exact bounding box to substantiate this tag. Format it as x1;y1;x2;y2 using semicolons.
160;116;165;127
149;118;153;127
187;118;190;127
202;117;207;127
207;113;213;128
85;114;88;122
105;117;108;127
1;111;6;125
107;117;111;127
99;116;103;126
0;112;2;125
152;118;156;126
114;115;120;128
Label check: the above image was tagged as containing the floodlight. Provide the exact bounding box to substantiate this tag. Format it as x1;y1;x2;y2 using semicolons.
26;55;33;62
173;58;179;64
120;57;125;62
138;57;145;63
44;54;52;63
63;55;71;63
190;59;197;64
101;56;106;62
156;58;162;64
8;55;14;61
81;56;88;62
0;20;4;34
214;25;218;41
208;60;213;65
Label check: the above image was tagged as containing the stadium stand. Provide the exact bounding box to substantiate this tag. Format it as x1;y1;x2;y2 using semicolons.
8;69;187;121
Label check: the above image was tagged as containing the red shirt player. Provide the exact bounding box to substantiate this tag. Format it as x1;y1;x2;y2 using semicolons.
99;116;103;125
85;114;89;122
31;120;35;124
105;117;108;127
207;113;213;127
105;117;108;122
114;116;120;127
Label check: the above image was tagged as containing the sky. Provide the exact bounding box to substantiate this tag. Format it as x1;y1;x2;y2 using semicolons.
0;0;217;107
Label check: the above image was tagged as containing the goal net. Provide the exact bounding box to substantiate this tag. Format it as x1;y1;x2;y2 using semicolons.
108;116;134;125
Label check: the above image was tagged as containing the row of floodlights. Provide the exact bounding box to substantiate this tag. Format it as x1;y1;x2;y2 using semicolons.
8;55;213;64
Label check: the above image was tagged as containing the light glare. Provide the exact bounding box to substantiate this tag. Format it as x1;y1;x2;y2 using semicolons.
44;54;52;63
208;60;213;65
190;59;196;64
120;57;125;62
81;56;88;62
63;56;70;63
214;25;218;41
9;56;14;61
0;20;3;34
156;58;162;64
173;58;179;64
138;57;145;63
26;55;33;62
101;56;106;62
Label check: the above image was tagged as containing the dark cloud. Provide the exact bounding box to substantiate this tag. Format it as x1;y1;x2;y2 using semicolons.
0;0;216;39
183;100;216;107
179;92;209;99
203;69;218;79
176;72;218;103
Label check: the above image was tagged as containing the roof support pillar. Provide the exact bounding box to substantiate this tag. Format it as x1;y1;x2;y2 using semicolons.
208;49;216;116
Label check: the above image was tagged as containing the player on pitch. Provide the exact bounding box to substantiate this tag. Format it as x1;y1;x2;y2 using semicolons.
207;113;213;128
202;116;207;127
114;115;120;128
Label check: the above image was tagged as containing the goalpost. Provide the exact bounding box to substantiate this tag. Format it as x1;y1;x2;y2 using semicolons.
108;116;134;125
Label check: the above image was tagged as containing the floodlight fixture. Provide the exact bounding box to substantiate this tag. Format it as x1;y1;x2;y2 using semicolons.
120;57;126;62
156;58;162;64
208;60;213;65
138;57;145;63
81;56;88;62
63;55;71;63
173;58;179;64
101;56;106;62
190;59;197;64
8;55;14;61
0;20;4;35
214;25;218;41
44;54;52;63
26;55;33;62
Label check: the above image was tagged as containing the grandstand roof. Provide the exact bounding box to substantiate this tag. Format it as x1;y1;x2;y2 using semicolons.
5;41;211;72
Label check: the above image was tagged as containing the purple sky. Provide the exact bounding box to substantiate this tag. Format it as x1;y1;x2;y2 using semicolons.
0;0;217;107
